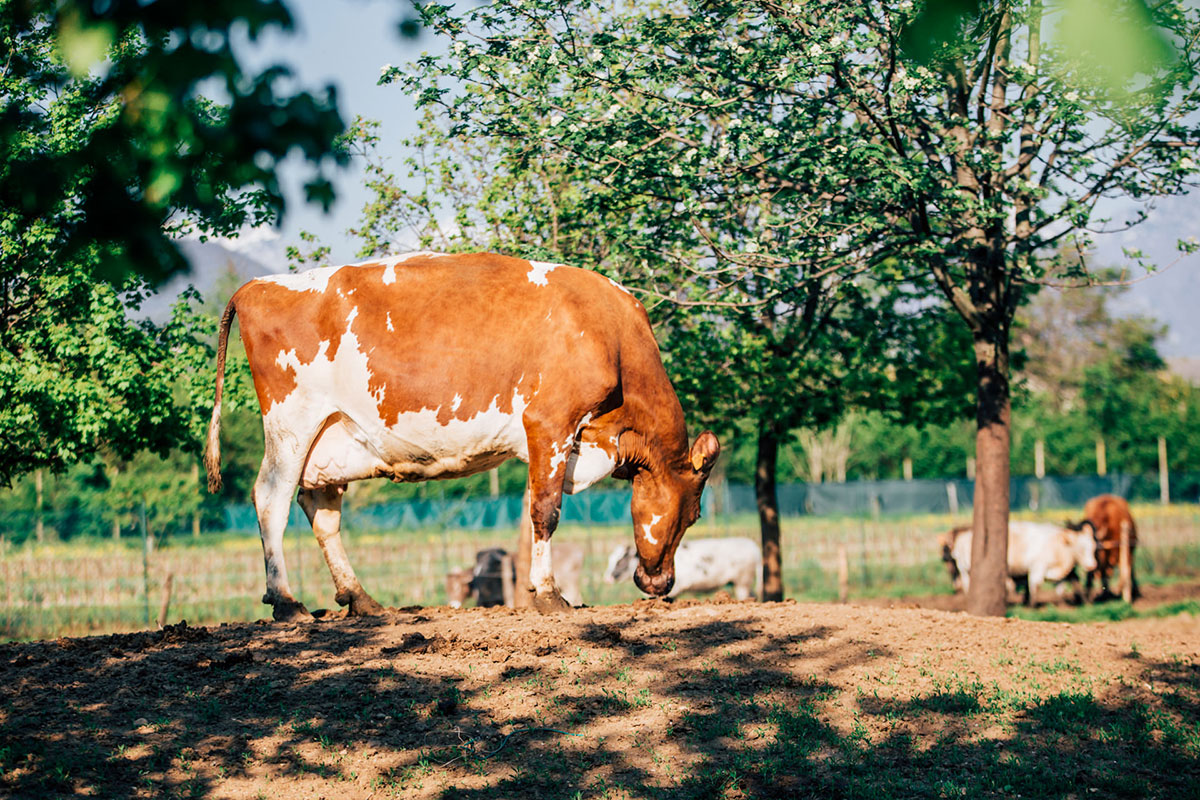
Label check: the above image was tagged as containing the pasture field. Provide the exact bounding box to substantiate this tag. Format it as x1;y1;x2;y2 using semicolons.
0;597;1197;799
2;504;1200;641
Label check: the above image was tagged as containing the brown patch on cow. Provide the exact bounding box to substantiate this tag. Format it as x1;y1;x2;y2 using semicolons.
234;275;352;412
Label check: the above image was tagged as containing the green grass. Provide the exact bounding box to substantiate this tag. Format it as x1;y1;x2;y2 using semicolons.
1;505;1198;640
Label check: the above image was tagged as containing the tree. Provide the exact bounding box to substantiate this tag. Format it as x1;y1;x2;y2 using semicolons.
0;1;348;482
394;0;1200;614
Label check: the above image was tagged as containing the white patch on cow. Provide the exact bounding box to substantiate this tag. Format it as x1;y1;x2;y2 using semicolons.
641;513;663;545
451;394;462;412
258;265;343;294
382;262;396;284
526;260;560;286
547;435;573;479
529;539;557;595
346;306;358;325
605;276;634;296
263;329;533;488
386;313;394;332
563;441;617;495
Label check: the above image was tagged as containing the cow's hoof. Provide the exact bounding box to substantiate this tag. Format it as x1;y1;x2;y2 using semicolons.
271;599;314;622
533;591;572;614
348;594;386;617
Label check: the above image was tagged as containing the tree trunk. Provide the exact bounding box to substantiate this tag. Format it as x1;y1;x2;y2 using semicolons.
513;483;534;609
967;330;1011;617
756;422;784;602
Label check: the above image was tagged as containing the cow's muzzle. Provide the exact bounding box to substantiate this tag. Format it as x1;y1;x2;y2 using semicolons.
634;564;675;596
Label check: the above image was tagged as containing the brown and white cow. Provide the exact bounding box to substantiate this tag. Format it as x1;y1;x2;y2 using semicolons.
1072;494;1140;601
204;252;719;619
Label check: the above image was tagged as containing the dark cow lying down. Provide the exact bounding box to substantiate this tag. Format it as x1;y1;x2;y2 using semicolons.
204;252;718;618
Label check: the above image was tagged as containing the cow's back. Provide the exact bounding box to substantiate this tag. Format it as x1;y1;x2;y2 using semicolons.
232;253;665;488
235;253;644;418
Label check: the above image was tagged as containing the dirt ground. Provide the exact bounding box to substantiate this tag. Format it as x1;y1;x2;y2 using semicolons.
1;593;1197;800
854;579;1200;613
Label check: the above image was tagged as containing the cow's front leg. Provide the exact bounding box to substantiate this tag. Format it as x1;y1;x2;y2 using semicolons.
298;485;385;617
525;430;573;614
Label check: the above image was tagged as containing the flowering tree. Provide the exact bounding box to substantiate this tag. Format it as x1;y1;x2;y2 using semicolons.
388;0;1200;613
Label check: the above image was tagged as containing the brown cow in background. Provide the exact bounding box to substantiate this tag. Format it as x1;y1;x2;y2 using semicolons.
1072;494;1139;601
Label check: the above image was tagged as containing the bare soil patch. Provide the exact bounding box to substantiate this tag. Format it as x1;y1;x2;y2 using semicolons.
1;597;1197;799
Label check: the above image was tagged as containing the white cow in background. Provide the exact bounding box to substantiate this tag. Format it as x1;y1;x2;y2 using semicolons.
950;521;1098;606
605;537;761;600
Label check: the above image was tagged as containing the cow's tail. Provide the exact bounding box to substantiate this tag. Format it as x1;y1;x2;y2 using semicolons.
204;299;238;493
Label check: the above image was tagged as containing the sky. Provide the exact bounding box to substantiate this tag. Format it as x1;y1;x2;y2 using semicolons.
238;0;431;264
222;0;1200;356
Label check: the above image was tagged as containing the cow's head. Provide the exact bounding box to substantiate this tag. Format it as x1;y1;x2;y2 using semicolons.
604;545;639;584
1061;528;1099;574
627;430;720;596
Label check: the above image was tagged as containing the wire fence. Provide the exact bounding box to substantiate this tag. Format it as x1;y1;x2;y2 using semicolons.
2;494;1199;642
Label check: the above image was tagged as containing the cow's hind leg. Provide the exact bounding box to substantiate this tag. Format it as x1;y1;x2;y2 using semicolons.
254;455;312;622
298;485;385;616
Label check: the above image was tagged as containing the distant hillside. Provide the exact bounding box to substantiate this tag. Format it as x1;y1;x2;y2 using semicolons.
139;231;286;321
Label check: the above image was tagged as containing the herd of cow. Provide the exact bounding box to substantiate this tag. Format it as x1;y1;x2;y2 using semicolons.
203;252;1144;618
941;493;1140;606
443;493;1138;609
444;537;764;609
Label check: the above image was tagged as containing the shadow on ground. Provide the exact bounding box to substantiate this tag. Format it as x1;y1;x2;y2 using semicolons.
0;600;1197;799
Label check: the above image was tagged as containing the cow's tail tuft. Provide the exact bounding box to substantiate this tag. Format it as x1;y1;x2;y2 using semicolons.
204;299;238;494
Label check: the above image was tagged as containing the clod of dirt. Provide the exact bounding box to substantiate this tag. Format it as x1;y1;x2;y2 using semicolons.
193;651;255;670
382;632;445;655
435;692;459;716
159;620;210;644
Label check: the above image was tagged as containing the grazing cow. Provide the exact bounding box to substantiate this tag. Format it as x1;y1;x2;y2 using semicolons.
950;521;1098;606
1071;494;1140;601
204;252;719;619
446;543;584;608
605;537;761;600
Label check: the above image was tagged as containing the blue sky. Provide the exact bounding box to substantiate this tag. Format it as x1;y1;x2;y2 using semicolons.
243;0;429;263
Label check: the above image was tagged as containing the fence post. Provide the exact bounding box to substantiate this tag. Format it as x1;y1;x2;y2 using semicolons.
1034;439;1045;479
157;574;174;628
902;458;913;481
500;553;515;608
966;457;976;480
34;469;44;544
837;544;849;604
1095;437;1107;477
946;482;959;515
140;504;151;628
1119;520;1132;604
1158;436;1170;505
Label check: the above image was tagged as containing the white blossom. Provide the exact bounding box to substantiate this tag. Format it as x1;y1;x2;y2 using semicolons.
614;140;628;150
764;127;780;139
745;241;759;253
808;43;823;58
671;163;684;177
1181;157;1196;170
1066;91;1080;103
549;113;564;127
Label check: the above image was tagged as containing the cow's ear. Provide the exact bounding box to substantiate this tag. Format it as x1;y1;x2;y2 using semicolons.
689;430;720;474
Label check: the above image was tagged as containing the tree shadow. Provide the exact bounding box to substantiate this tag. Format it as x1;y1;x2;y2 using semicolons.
0;605;1196;799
